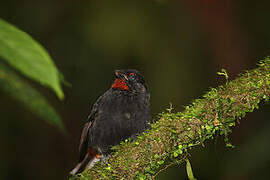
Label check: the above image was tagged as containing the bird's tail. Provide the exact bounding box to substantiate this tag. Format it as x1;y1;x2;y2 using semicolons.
69;153;100;176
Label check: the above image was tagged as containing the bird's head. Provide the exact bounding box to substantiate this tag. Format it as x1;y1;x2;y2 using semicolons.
111;69;148;93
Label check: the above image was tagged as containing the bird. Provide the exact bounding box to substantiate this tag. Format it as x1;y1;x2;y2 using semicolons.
70;69;151;176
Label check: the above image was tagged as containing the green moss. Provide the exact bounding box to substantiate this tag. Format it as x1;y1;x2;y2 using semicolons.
70;57;270;180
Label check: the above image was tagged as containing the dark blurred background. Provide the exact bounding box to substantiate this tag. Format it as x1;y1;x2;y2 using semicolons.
0;0;270;179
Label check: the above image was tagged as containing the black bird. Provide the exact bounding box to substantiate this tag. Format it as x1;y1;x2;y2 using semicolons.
70;69;151;175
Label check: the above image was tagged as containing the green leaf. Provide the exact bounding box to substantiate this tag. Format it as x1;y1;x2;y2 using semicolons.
0;62;65;132
0;18;64;99
186;159;197;180
217;68;229;83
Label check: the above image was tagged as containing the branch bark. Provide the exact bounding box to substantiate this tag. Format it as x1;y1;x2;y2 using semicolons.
70;57;270;180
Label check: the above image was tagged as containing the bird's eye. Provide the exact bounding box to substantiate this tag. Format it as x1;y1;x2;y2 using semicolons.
129;73;136;80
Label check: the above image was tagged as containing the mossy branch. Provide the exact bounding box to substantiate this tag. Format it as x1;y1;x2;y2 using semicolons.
71;57;270;180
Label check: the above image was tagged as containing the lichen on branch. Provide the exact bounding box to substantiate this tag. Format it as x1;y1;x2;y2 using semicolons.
70;57;270;180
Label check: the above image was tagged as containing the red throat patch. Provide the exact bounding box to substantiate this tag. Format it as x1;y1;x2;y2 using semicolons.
111;78;129;91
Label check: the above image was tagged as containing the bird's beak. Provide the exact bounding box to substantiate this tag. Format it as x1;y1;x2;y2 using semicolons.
115;70;128;81
115;70;121;77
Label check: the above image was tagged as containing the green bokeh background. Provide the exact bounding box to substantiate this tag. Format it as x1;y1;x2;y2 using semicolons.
0;0;270;179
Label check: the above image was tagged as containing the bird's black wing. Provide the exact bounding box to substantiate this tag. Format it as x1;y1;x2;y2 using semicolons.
78;94;104;161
